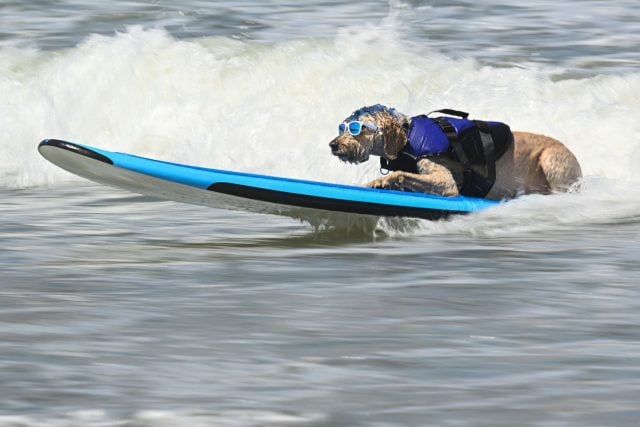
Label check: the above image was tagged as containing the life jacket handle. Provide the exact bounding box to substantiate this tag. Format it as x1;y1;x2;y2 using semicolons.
427;109;469;119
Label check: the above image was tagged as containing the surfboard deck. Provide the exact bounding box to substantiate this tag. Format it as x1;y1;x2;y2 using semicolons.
37;139;500;220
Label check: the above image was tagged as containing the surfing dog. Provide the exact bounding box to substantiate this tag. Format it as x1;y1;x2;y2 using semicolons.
329;105;582;199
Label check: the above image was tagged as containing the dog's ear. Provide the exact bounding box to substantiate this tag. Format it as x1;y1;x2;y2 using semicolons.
378;114;408;160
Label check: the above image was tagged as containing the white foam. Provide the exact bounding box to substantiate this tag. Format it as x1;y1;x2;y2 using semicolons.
2;26;639;193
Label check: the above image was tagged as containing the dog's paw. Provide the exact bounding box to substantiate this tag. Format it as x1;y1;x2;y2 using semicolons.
365;173;405;190
364;177;389;188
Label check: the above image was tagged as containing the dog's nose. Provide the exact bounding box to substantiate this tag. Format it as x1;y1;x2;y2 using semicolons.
329;138;339;153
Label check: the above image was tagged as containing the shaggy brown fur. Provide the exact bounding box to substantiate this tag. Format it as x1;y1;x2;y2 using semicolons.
329;106;582;200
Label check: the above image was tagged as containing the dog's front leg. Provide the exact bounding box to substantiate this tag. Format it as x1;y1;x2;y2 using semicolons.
365;170;459;196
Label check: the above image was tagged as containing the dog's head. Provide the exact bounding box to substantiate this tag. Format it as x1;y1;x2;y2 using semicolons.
329;104;409;164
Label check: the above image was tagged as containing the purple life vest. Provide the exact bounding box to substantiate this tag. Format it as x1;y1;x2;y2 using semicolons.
381;111;513;198
405;116;510;161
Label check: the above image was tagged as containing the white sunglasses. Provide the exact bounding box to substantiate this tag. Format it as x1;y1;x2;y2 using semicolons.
339;121;378;136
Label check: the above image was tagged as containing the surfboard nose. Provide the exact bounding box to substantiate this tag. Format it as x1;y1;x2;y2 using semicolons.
39;139;113;165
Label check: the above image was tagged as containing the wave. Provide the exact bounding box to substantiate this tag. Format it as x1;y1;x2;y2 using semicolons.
1;26;639;192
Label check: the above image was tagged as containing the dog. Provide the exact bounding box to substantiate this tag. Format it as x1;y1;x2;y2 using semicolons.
329;105;582;200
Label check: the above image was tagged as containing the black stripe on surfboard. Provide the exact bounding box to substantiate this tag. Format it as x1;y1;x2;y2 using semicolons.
38;139;113;165
208;182;461;220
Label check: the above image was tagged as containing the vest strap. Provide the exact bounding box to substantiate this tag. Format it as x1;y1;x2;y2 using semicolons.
435;117;470;168
380;150;418;175
476;120;496;188
433;118;498;198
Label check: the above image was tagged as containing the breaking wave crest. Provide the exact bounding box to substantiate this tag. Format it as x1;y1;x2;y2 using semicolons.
2;26;639;188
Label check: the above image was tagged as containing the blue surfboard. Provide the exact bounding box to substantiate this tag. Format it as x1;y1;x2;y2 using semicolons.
38;139;500;220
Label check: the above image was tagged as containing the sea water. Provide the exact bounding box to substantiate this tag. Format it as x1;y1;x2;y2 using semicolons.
1;1;640;426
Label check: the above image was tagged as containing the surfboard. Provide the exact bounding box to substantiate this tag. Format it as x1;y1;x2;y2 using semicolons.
38;139;500;220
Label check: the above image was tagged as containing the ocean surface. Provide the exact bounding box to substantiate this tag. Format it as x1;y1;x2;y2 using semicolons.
2;1;640;426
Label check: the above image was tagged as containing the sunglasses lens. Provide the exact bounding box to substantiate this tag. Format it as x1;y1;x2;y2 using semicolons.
348;122;362;135
338;123;347;134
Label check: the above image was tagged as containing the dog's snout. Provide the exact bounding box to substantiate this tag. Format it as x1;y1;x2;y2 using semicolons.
329;138;339;153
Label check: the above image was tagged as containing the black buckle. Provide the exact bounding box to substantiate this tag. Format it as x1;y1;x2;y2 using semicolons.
379;158;390;175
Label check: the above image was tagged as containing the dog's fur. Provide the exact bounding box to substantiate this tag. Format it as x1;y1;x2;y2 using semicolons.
329;106;582;199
